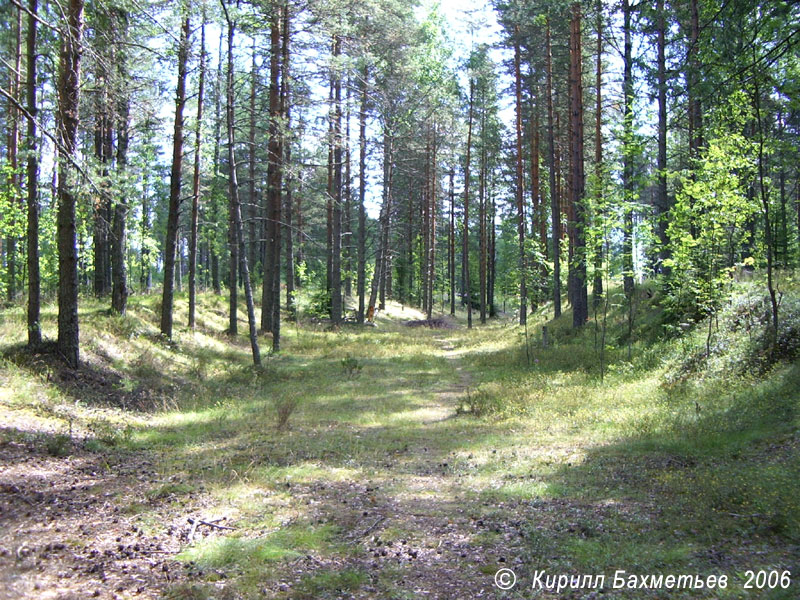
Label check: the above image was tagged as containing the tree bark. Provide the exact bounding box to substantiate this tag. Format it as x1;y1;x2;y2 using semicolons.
367;132;392;321
622;0;635;299
284;8;295;320
160;10;190;339
570;2;588;328
7;6;22;302
344;79;353;299
514;28;527;326
464;79;474;329
546;21;561;318
427;126;437;319
448;168;455;316
26;0;40;345
271;2;289;352
479;111;487;324
655;0;669;273
592;0;604;306
248;41;258;280
222;0;260;366
188;11;206;328
56;0;84;368
111;8;130;315
261;3;282;335
331;35;343;324
357;66;368;323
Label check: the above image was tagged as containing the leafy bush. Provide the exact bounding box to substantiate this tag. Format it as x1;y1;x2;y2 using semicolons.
667;288;800;381
45;433;72;457
87;419;133;448
340;355;362;379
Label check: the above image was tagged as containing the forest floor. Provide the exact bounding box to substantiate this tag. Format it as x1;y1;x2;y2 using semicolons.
0;288;798;599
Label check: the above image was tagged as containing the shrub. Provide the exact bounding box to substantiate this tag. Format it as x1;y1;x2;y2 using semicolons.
272;395;300;431
340;355;362;379
45;433;72;457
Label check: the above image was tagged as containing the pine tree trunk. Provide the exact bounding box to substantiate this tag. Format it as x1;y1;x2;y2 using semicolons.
93;44;112;300
530;103;545;261
422;137;430;312
111;87;130;314
284;14;295;319
367;132;392;321
189;12;206;328
212;27;224;296
261;6;282;335
56;0;84;368
464;80;474;329
570;2;588;328
26;0;41;345
141;173;151;291
325;80;334;312
111;8;130;315
271;2;289;352
622;0;635;299
248;42;258;279
546;21;561;318
7;6;22;302
223;1;260;365
427;126;437;320
479;111;487;324
344;79;353;299
448;168;455;316
655;0;669;274
514;29;527;326
160;11;190;339
331;35;343;324
592;0;604;306
356;67;367;324
488;190;496;317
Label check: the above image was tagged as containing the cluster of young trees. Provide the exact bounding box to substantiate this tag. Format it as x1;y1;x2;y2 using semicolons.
0;0;798;367
494;0;799;347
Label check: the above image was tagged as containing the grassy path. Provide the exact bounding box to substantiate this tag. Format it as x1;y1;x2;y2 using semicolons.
1;294;798;599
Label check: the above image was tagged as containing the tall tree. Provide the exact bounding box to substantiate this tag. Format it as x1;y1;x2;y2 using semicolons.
513;27;527;326
6;6;22;301
26;0;40;345
222;0;260;365
356;65;368;324
261;1;283;338
189;8;207;329
448;168;455;316
56;0;85;368
654;0;669;272
569;2;588;328
111;7;130;315
160;9;190;339
464;78;474;329
546;20;561;317
622;0;635;298
331;35;343;324
592;0;604;306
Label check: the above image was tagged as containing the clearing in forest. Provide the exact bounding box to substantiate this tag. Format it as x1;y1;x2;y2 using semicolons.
1;291;798;599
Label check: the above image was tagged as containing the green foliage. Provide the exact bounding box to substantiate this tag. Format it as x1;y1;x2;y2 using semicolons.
45;433;73;457
667;283;800;380
665;92;759;325
340;354;362;379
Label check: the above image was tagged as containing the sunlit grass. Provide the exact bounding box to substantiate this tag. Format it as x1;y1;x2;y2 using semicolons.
2;281;798;598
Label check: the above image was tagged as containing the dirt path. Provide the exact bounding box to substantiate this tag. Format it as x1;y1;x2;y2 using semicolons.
0;406;195;600
0;332;529;600
261;334;514;599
